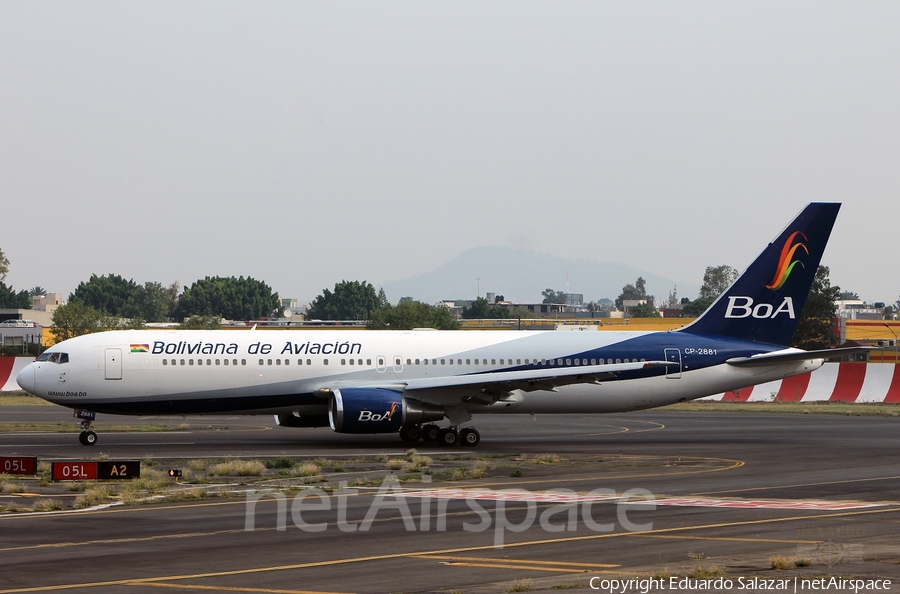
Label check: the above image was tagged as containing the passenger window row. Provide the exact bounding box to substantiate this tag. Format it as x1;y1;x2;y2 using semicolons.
251;357;646;367
162;359;247;366
259;359;326;366
397;357;645;366
159;356;646;368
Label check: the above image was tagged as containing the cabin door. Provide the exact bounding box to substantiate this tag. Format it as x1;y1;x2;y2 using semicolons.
105;348;122;380
664;348;682;379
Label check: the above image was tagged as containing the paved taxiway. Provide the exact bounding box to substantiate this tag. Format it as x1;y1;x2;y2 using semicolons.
2;407;899;593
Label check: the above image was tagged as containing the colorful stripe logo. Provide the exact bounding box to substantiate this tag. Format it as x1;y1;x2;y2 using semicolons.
765;231;809;291
130;344;150;353
387;402;399;420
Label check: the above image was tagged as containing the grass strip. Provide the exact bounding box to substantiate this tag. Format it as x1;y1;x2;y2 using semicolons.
0;422;183;432
664;401;900;416
0;391;54;406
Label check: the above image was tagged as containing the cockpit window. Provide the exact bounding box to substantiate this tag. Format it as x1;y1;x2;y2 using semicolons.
60;353;69;364
36;352;51;362
36;352;68;364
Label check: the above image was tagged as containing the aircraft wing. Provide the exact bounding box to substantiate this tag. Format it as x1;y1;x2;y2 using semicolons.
403;360;671;392
725;346;872;367
327;360;673;407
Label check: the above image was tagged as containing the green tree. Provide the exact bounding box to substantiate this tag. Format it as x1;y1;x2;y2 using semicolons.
792;265;841;350
165;282;180;319
461;297;512;319
0;282;30;309
175;276;280;321
307;281;386;320
28;286;47;297
507;306;536;320
69;274;140;316
178;315;223;329
678;265;738;318
462;297;490;319
629;302;660;318
0;250;30;308
430;306;463;329
680;296;715;317
0;248;8;282
51;302;122;342
460;299;535;320
699;265;738;299
839;291;860;300
616;277;653;310
368;301;460;330
541;288;568;304
663;286;679;308
123;281;176;323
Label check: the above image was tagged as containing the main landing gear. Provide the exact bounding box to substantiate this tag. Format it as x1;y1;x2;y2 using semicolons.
399;424;480;446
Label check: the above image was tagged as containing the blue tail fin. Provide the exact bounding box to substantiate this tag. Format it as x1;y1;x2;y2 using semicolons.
678;202;840;346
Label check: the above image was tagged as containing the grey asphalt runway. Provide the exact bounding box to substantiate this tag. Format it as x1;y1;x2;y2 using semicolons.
1;407;899;593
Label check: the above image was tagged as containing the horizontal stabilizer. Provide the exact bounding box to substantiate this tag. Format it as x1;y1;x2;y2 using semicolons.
726;346;871;367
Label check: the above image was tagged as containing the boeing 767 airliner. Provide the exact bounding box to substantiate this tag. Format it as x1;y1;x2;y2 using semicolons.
17;203;859;446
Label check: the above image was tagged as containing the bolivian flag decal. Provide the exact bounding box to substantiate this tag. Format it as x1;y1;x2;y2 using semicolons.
130;344;150;353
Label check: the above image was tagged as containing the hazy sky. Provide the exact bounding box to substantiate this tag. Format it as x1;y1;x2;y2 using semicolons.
2;2;898;304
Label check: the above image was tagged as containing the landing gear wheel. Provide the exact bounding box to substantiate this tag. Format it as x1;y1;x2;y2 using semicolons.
76;411;98;446
399;425;421;443
459;427;480;446
437;427;459;446
422;424;440;442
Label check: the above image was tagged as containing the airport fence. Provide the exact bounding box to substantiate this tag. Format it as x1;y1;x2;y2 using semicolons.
706;362;900;403
0;357;32;391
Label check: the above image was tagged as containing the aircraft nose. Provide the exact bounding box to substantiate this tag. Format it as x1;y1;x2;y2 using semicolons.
16;364;35;393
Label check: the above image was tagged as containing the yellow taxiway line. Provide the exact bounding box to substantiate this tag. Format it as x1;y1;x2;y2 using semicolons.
414;554;619;572
128;584;344;594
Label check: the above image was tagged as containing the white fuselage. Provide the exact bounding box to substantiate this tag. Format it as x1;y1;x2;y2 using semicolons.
18;329;822;417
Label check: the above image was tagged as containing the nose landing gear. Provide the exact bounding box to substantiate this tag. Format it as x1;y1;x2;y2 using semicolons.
79;428;98;446
74;409;98;446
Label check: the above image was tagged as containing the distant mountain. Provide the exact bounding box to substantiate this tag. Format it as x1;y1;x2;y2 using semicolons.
379;246;698;305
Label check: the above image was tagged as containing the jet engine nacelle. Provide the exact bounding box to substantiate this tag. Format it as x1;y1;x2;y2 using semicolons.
328;388;444;434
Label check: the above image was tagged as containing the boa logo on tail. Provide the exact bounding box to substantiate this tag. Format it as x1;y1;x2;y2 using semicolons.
724;231;809;320
765;231;809;291
724;296;796;319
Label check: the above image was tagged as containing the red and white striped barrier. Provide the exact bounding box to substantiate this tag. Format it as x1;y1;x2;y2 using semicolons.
0;358;35;392
707;363;900;403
